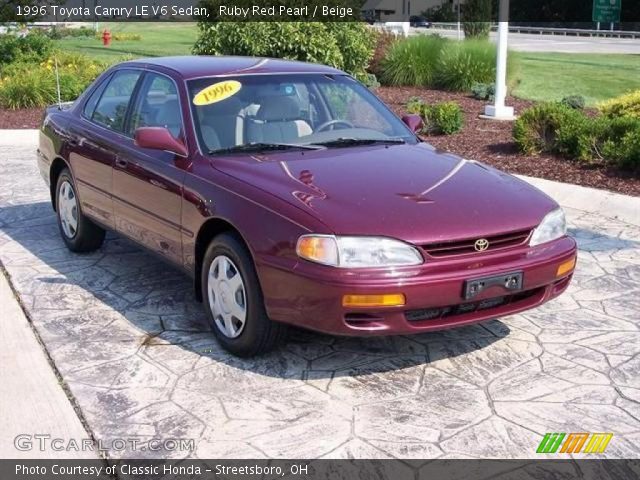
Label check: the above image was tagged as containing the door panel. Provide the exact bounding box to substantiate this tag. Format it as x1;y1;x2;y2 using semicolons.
68;124;116;228
112;72;187;265
112;147;185;264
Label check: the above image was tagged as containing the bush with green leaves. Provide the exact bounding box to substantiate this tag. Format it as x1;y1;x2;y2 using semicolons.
471;82;495;101
368;30;398;78
0;31;52;66
513;102;585;155
193;22;375;80
0;51;107;109
561;95;586;110
462;0;492;39
598;90;640;119
436;40;509;91
379;36;516;92
380;34;446;87
46;26;95;39
514;102;640;172
406;98;463;135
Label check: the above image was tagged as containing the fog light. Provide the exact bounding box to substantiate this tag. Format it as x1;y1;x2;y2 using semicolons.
557;256;576;277
342;294;405;308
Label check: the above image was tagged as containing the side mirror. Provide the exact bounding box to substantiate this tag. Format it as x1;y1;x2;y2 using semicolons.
134;127;188;157
402;114;423;133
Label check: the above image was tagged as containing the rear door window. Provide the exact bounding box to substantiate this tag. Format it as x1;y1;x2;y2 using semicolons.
91;70;142;133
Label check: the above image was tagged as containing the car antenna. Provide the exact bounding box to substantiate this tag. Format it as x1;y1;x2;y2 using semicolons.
54;56;62;110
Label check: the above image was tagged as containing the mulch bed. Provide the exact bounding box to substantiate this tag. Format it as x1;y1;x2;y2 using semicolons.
377;87;640;197
1;88;638;196
0;108;43;129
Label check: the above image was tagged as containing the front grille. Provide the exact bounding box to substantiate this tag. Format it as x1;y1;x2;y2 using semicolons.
405;288;542;322
421;229;532;258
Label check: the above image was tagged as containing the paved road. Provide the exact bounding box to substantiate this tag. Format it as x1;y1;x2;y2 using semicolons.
414;28;640;54
1;132;639;459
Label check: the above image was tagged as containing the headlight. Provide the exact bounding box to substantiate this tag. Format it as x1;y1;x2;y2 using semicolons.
530;208;567;247
296;235;423;268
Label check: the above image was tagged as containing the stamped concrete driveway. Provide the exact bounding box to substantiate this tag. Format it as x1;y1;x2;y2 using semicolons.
1;131;640;459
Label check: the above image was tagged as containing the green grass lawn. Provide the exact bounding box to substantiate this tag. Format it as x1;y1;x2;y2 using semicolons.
55;23;197;61
514;52;640;106
55;24;640;106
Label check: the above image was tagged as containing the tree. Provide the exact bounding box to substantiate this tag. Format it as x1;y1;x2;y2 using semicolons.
462;0;492;39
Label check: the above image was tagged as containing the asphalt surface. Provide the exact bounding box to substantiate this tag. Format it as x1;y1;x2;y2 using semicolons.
1;131;639;459
414;28;640;54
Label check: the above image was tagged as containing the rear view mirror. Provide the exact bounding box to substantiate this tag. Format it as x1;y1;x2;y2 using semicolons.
134;127;188;157
402;114;423;133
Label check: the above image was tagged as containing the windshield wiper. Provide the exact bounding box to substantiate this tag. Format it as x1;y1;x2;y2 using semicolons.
208;142;321;155
310;138;405;148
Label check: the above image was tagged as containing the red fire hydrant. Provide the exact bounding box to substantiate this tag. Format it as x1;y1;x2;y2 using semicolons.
102;29;111;47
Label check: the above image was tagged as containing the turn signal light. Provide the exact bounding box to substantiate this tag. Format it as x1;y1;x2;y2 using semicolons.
556;256;576;277
342;294;406;308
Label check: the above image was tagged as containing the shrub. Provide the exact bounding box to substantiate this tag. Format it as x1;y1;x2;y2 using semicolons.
425;101;464;135
406;98;463;135
193;22;374;80
368;30;398;78
561;95;586;110
471;82;495;101
435;40;505;91
462;0;492;39
380;35;446;87
514;102;640;172
95;32;142;41
0;31;52;66
598;90;640;119
513;102;585;155
47;26;95;39
0;51;106;109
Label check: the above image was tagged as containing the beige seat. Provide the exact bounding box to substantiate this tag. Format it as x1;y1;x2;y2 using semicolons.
198;98;244;150
245;97;312;144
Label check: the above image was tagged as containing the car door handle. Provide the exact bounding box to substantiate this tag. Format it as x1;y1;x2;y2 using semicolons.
115;157;128;168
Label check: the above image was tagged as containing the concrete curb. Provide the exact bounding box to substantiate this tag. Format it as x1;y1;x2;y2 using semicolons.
517;174;640;227
1;129;638;226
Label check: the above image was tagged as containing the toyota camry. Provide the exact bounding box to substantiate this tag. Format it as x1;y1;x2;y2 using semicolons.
37;56;577;356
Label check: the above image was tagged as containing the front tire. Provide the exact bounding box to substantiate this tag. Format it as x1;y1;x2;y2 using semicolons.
55;168;105;252
201;233;287;357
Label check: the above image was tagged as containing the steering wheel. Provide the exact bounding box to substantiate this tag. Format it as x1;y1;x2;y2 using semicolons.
315;119;354;132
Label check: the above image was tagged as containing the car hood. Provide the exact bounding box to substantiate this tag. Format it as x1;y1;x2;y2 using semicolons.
211;143;557;244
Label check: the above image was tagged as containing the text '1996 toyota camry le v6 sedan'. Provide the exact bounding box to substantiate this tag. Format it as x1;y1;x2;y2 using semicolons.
37;56;577;357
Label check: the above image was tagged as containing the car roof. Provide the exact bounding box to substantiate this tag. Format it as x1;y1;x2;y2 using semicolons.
120;56;345;79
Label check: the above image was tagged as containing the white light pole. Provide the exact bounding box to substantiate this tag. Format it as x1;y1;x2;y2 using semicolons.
483;0;514;120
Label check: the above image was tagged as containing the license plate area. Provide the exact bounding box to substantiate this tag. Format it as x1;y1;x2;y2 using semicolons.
463;271;523;300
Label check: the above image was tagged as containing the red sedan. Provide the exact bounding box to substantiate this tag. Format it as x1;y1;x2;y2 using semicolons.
37;56;577;356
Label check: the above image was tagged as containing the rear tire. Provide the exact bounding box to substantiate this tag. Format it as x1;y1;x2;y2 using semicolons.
201;233;287;357
55;168;105;252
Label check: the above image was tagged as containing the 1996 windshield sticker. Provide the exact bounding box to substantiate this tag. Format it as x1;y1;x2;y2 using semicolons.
193;81;241;106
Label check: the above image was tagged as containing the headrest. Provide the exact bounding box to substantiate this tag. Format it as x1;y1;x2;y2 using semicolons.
257;96;300;122
155;98;180;124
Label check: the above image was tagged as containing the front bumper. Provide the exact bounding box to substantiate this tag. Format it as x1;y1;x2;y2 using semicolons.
258;236;577;336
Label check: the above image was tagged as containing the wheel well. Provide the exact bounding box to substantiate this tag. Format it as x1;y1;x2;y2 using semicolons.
193;218;248;302
49;157;69;212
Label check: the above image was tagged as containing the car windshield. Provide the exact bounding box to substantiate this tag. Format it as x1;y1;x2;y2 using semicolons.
187;73;417;154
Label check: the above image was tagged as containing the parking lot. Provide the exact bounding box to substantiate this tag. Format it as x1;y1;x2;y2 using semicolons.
1;132;639;459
